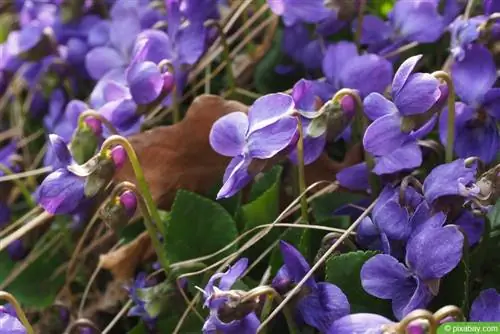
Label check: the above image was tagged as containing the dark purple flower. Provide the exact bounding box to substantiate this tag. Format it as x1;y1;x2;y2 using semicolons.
469;288;500;321
356;216;391;254
268;0;332;26
363;55;441;157
202;258;260;334
361;225;463;319
127;272;157;328
327;313;394;334
210;93;298;199
273;241;350;332
484;0;500;14
337;162;370;191
452;209;485;246
7;239;28;262
318;41;393;101
279;24;325;72
422;158;479;205
36;168;85;215
439;44;500;163
0;304;26;334
120;190;137;217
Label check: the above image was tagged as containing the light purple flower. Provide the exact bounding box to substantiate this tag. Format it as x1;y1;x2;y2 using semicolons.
210;93;298;199
327;313;394;334
361;225;464;319
202;258;260;334
0;304;26;334
268;0;332;26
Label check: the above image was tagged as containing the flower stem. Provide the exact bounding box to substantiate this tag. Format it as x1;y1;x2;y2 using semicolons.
110;182;170;273
78;110;119;135
295;117;309;223
432;71;456;163
331;89;378;195
0;291;34;334
100;136;168;257
242;286;299;334
0;164;34;207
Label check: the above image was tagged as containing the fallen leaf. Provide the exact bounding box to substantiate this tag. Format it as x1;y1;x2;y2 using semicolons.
115;94;248;209
99;231;154;280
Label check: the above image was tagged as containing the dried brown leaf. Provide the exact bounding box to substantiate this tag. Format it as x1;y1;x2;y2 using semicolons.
115;94;249;209
99;231;154;280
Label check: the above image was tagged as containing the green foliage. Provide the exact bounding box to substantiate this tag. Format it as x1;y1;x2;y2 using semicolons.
0;250;65;308
325;250;393;317
311;191;367;222
163;190;238;263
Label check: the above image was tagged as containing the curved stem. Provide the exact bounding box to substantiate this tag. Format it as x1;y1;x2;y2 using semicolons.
395;309;437;334
0;163;34;207
157;60;179;124
66;318;102;334
109;182;170;272
242;286;298;334
77;110;119;135
295;116;308;223
330;89;378;195
432;71;456;163
0;291;34;334
100;136;165;235
433;305;465;322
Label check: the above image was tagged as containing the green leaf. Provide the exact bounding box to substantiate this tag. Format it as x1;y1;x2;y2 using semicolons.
0;249;65;308
164;190;238;263
238;166;283;260
311;192;367;221
325;251;392;316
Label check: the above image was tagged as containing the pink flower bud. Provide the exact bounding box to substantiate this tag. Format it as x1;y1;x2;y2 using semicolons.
119;190;137;217
340;95;355;118
111;146;127;169
84;117;102;136
163;72;175;93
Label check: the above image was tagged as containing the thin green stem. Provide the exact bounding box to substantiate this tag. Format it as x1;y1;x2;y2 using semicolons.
0;291;34;334
295;116;308;223
242;286;298;334
432;71;455;163
101;135;168;271
0;163;35;207
109;182;170;272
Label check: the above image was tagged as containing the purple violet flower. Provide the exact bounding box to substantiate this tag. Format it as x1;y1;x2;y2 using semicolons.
273;241;350;332
210;93;298;199
484;0;500;14
0;304;26;334
422;158;479;205
469;288;500;321
439;44;500;163
361;225;464;320
449;16;487;61
363;55;441;174
318;41;393;101
126;272;157;329
268;0;332;26
327;313;394;334
201;258;260;334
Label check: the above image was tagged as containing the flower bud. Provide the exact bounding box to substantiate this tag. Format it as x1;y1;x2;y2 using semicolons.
7;239;27;261
111;145;127;169
119;190;137;217
340;95;355;118
84;117;103;136
162;72;175;93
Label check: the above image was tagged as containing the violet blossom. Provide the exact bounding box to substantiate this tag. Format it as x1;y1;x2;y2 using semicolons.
210;93;298;199
273;241;350;332
0;304;26;334
201;258;260;334
469;288;500;321
361;225;464;319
